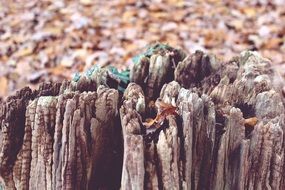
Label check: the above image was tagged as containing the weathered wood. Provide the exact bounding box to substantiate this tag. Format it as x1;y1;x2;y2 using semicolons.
130;44;185;101
0;79;122;190
0;44;284;190
120;83;145;189
122;50;285;190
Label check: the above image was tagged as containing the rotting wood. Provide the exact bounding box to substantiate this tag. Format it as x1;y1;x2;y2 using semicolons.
0;44;284;190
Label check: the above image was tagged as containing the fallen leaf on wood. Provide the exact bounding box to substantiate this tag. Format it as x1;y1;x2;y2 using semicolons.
143;118;156;128
143;99;178;129
244;117;258;127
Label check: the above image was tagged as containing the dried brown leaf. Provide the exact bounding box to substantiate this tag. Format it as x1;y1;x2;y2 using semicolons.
244;117;258;127
143;100;177;129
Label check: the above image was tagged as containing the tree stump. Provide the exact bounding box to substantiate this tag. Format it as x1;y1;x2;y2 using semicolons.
0;44;284;190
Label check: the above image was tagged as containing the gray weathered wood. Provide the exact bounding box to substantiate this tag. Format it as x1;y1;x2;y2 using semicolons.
0;45;284;190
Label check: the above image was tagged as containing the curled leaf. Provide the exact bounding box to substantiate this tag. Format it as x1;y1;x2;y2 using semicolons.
244;117;258;127
143;118;156;128
143;99;178;129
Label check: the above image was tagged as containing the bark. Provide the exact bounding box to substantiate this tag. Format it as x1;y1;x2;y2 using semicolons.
0;45;284;190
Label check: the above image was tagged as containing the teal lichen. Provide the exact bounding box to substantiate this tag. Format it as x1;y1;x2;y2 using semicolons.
108;66;130;93
85;65;101;79
72;43;174;93
85;66;95;78
132;43;173;64
144;43;172;56
73;65;130;93
108;66;130;84
72;65;100;82
132;54;144;65
118;86;125;93
72;72;81;82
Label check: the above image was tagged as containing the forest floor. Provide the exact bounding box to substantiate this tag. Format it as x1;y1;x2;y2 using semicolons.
0;0;285;99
